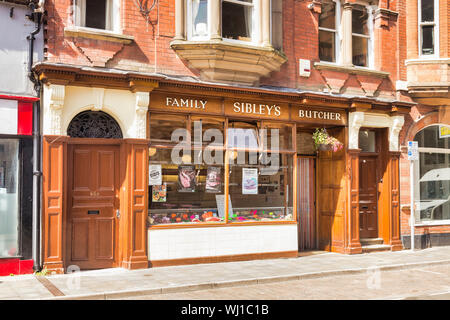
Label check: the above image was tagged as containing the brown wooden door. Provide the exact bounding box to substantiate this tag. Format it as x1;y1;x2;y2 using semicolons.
359;156;378;238
67;144;120;270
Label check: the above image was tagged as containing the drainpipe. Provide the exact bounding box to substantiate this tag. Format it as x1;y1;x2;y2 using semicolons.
27;0;43;271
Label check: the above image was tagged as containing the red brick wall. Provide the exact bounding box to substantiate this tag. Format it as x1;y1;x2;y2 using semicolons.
43;0;404;93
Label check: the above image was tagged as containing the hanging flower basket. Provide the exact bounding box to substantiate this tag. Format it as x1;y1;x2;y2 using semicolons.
312;128;343;152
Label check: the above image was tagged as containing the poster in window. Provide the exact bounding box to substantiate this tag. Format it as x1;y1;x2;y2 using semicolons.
242;168;258;195
178;165;196;192
152;185;167;202
149;164;162;186
205;166;222;193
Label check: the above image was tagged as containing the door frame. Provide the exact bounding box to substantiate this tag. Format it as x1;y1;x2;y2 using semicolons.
65;138;122;269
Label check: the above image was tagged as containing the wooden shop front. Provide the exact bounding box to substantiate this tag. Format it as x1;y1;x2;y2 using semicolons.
36;65;410;272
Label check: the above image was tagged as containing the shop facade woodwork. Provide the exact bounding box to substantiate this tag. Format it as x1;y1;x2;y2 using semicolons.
35;64;411;272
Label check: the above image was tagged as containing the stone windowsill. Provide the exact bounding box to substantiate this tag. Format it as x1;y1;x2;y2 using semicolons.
314;62;390;78
64;26;134;44
405;58;450;66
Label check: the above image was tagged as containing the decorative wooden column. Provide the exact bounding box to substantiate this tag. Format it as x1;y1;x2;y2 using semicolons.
346;149;362;254
389;151;403;251
119;139;149;269
42;135;69;274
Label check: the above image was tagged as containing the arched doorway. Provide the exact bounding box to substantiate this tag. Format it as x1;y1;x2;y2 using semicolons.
66;110;122;269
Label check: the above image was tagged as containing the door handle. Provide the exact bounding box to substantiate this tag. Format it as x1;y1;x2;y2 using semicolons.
116;209;120;219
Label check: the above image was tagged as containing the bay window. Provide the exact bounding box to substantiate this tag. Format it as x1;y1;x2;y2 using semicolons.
188;0;209;40
352;4;371;67
419;0;439;56
222;0;255;42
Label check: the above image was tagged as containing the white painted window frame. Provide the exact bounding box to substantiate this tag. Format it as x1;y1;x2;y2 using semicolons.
73;0;121;33
351;1;374;69
221;0;259;46
318;0;341;64
418;0;440;58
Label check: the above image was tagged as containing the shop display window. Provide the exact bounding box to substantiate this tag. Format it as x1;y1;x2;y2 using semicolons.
0;139;19;257
148;148;226;225
414;125;450;222
228;151;294;222
148;114;296;226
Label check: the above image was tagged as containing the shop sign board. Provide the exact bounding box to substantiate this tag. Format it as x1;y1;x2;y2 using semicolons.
407;141;419;161
149;92;222;114
291;105;347;125
224;99;290;120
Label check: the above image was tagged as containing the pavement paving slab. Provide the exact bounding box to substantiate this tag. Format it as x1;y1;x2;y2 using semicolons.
1;246;450;300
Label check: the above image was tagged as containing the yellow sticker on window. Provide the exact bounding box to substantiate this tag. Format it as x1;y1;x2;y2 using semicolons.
439;125;450;138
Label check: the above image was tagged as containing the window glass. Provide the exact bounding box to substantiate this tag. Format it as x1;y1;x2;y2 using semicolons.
319;30;336;62
228;152;294;222
319;1;336;63
192;0;208;38
148;148;226;225
421;25;435;55
222;0;253;42
0;139;19;257
319;1;336;29
262;122;293;151
421;0;434;22
227;120;260;149
149;114;187;144
352;36;368;67
414;125;450;222
352;5;369;36
85;0;107;29
359;130;376;152
190;116;225;147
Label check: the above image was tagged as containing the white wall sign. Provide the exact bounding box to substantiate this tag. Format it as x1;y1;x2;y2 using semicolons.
407;141;419;161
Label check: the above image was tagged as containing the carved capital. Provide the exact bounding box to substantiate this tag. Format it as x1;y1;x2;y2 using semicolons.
348;112;365;149
389;115;405;152
48;84;65;110
134;92;149;139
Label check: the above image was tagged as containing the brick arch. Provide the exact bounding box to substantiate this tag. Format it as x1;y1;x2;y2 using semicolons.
403;111;440;143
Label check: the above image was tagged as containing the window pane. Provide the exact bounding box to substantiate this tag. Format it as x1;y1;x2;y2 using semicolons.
359;130;376;152
418;154;450;221
319;30;336;62
228;152;294;222
85;0;107;29
421;25;435;55
352;36;368;67
0;139;19;257
191;116;224;147
319;1;336;29
227;120;260;149
148;148;226;225
222;1;253;41
421;0;434;22
149;114;187;144
415;125;449;149
352;5;368;36
192;0;208;37
262;123;293;151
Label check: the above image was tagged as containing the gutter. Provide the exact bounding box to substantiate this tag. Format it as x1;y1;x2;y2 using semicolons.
26;0;43;272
